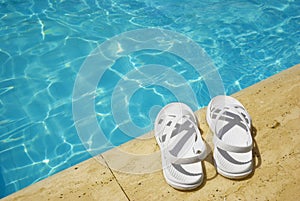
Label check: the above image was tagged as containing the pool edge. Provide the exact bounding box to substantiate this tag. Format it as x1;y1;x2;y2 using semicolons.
2;64;300;200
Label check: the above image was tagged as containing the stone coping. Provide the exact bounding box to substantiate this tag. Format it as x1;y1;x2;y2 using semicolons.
2;64;300;201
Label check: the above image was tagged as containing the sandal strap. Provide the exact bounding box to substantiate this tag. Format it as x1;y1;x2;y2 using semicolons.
210;103;251;128
213;134;252;153
213;106;253;153
156;115;184;144
214;105;250;132
168;150;207;164
164;118;207;164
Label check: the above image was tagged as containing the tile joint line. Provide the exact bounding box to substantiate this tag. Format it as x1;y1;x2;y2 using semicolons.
100;155;131;201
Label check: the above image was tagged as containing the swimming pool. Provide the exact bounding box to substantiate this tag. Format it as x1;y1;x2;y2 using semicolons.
0;0;299;198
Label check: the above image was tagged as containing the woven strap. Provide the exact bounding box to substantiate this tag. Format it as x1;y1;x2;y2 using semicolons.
213;106;253;153
160;117;207;164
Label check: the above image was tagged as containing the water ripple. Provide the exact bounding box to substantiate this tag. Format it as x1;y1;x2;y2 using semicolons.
0;0;299;198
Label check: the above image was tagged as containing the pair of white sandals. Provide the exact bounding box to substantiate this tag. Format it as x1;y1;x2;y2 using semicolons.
155;95;253;190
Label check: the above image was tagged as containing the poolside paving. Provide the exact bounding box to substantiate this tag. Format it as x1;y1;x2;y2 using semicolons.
2;64;300;201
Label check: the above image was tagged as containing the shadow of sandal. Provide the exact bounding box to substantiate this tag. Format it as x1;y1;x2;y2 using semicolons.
249;125;262;175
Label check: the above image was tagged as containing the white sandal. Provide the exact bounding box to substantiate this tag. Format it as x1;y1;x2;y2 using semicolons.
206;96;253;179
155;102;207;190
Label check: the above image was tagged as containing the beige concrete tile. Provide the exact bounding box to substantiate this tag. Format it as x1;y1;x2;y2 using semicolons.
102;64;300;201
2;157;129;201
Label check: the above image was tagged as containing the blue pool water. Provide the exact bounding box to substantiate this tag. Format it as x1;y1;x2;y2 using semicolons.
1;0;299;198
